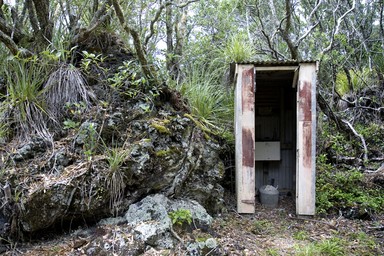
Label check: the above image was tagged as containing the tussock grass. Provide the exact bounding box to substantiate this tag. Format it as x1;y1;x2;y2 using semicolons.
174;61;234;141
224;33;255;63
0;56;53;141
106;147;129;216
43;63;95;124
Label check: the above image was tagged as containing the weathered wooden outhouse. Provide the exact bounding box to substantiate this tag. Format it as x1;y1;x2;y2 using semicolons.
233;60;318;215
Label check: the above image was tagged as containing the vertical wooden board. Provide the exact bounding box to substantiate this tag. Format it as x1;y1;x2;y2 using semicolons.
235;65;255;213
296;63;317;215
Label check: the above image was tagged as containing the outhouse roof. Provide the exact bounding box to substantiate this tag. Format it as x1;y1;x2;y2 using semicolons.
236;59;317;66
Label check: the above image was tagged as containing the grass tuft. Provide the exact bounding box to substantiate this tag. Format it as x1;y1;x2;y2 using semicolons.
43;63;95;124
0;56;52;141
106;147;129;216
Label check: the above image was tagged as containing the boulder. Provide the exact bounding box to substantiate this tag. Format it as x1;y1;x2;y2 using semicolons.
1;108;224;239
125;194;212;248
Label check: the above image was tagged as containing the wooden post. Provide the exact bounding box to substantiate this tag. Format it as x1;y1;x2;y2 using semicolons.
296;63;317;215
235;65;255;213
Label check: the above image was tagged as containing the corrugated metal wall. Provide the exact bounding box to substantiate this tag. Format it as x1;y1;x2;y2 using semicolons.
254;81;296;193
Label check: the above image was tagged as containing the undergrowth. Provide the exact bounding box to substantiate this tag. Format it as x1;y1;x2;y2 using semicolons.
316;118;384;215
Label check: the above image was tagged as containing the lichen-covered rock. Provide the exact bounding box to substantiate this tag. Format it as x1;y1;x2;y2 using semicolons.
125;194;212;248
1;107;224;239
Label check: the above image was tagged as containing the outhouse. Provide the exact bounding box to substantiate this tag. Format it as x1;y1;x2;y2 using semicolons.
233;60;318;215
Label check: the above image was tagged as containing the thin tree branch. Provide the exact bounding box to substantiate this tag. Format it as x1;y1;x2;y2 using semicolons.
32;0;53;42
296;21;319;46
322;0;356;54
0;29;32;57
144;0;198;47
111;0;158;83
342;120;368;162
144;1;168;46
71;4;111;45
0;16;26;43
26;0;39;34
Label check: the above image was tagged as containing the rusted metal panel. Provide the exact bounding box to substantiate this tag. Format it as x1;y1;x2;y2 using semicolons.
235;65;255;213
296;63;317;215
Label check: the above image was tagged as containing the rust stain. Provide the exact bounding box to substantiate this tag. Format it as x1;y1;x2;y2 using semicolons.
242;68;254;113
302;122;312;169
241;67;255;168
299;81;312;121
242;129;254;167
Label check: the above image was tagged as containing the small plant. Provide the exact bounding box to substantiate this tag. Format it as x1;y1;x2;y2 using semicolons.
64;101;87;119
266;248;279;256
108;60;151;99
79;122;99;160
168;208;192;226
107;147;129;173
175;61;234;143
294;238;346;256
293;230;309;241
80;51;107;72
251;220;272;235
316;238;345;256
63;119;80;130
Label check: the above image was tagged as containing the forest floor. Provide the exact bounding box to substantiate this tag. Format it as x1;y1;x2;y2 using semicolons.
2;192;383;256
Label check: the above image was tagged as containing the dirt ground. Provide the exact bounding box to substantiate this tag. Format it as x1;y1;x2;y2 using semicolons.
1;193;383;256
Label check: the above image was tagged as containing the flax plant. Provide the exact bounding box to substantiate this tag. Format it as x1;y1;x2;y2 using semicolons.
1;56;53;140
175;60;234;141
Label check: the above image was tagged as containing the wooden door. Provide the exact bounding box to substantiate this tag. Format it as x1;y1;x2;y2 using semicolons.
235;65;255;213
296;63;317;215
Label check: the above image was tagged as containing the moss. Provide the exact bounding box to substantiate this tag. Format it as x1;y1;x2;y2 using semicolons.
150;120;171;134
155;147;180;157
155;149;172;157
184;113;218;137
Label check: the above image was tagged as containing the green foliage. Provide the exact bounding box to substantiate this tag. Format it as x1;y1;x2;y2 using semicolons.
224;33;255;63
64;101;88;120
251;220;273;235
355;123;384;151
106;148;129;173
106;147;129;215
335;68;372;96
293;230;309;241
174;61;234;142
168;209;192;226
266;248;279;256
63;119;80;130
349;232;378;252
316;153;384;214
0;55;52;140
109;60;148;90
295;238;346;256
79;122;99;160
80;51;107;73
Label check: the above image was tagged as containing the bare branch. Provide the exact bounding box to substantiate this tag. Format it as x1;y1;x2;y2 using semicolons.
71;5;112;45
111;0;158;83
308;0;323;21
296;21;319;46
26;0;40;34
175;0;199;9
0;16;26;43
322;0;356;54
0;29;32;57
144;2;168;46
32;0;54;42
144;0;198;47
342;120;368;162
